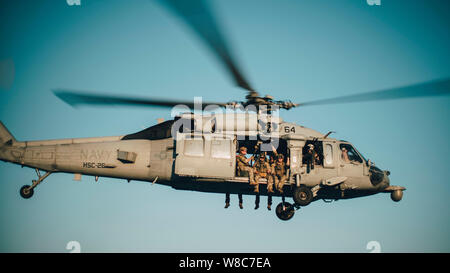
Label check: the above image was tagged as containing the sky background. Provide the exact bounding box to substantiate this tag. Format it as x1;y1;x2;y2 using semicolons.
0;0;449;252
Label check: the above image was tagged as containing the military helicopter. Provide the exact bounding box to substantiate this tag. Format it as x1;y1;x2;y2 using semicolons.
1;0;449;221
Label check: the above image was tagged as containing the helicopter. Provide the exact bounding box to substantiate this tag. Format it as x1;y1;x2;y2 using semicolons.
1;0;449;221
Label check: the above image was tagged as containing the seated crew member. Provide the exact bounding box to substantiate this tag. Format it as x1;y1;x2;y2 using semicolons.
272;154;290;194
236;146;255;185
258;145;278;210
341;147;350;163
253;153;273;194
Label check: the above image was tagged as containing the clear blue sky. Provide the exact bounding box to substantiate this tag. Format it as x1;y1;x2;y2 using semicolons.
0;0;449;252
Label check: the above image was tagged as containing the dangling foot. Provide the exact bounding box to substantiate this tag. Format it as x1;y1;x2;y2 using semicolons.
224;202;230;209
239;203;243;209
255;204;259;210
267;204;271;211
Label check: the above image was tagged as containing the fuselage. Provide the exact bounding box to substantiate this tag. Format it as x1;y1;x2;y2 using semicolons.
0;114;397;202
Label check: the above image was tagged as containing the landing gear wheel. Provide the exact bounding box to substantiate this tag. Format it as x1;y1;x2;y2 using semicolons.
275;202;295;221
20;185;34;199
293;186;313;206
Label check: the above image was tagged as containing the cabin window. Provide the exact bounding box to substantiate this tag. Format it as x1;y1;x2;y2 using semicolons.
184;137;204;157
211;139;231;159
325;144;333;165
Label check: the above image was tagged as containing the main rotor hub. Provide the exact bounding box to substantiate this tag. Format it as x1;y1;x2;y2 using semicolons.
225;93;298;111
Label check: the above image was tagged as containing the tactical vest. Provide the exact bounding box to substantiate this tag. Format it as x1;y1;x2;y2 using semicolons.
274;162;286;176
255;160;270;173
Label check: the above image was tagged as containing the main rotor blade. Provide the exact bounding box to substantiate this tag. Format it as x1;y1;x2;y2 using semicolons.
53;89;227;110
297;78;450;107
158;0;255;92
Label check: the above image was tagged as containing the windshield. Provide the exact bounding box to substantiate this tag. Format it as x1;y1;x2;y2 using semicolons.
353;146;367;162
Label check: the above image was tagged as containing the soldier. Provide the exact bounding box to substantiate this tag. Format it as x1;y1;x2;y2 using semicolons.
266;148;279;210
272;154;289;194
236;146;255;186
304;144;315;173
253;153;274;194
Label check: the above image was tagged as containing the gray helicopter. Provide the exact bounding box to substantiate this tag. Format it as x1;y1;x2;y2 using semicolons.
1;0;449;221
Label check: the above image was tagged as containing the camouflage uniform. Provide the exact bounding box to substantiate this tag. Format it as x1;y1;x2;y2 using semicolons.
272;158;288;193
253;156;274;193
236;153;255;185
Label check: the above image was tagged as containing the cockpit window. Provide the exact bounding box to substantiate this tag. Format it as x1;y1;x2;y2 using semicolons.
339;143;363;163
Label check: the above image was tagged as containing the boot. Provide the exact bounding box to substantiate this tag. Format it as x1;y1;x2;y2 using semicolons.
267;204;271;211
239;202;243;209
224;202;230;209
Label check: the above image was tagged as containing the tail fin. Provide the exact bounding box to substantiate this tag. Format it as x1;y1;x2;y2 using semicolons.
0;121;16;145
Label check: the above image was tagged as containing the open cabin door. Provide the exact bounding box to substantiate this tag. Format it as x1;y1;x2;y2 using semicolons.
174;133;236;179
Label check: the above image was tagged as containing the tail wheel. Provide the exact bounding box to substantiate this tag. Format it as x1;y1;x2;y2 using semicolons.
20;185;34;199
293;186;313;206
275;202;295;221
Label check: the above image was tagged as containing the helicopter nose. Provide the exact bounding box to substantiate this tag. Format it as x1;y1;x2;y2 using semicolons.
384;172;390;185
380;170;390;189
369;166;390;189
